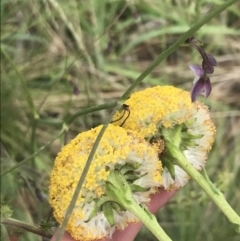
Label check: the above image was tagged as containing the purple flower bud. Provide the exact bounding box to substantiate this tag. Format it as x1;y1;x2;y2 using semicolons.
202;54;217;74
206;54;217;66
203;62;214;74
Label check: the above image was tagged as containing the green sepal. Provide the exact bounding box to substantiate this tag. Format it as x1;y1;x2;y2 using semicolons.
85;196;113;222
120;162;141;175
125;173;140;181
161;156;175;180
106;170;134;203
111;202;124;212
140;203;153;218
102;202;115;227
181;132;203;140
184;118;196;127
125;171;147;181
202;168;219;194
129;183;150;192
161;125;182;147
180;144;188;152
181;139;198;148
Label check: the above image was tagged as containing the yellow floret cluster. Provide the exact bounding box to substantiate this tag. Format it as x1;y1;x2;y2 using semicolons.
112;86;192;138
49;124;162;240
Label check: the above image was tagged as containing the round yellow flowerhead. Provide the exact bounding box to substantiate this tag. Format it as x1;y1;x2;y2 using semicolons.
113;86;192;137
49;124;162;241
112;86;216;190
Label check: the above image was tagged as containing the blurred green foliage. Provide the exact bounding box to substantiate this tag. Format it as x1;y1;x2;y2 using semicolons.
1;0;240;240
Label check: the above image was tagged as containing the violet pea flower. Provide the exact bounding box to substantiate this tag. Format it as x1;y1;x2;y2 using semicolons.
189;65;212;102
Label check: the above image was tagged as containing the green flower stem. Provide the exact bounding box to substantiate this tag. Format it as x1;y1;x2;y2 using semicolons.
48;0;95;71
30;118;38;166
66;101;117;125
106;171;172;241
1;217;53;238
165;140;240;232
126;203;172;241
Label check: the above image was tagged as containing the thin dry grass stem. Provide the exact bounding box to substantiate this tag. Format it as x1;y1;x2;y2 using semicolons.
95;2;129;42
47;0;95;71
1;217;53;239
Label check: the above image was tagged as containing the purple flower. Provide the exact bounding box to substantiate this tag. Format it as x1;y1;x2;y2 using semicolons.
186;37;217;102
189;65;212;102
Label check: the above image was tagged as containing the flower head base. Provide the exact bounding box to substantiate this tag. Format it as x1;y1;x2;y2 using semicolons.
49;124;162;241
112;86;216;190
161;101;216;189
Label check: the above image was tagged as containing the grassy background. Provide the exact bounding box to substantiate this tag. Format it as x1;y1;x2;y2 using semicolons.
1;0;240;240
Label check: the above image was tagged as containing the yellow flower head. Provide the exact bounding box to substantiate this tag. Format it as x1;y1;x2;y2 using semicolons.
112;86;216;190
113;86;192;137
49;124;162;241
